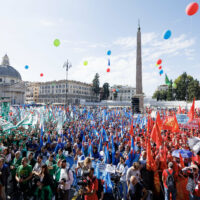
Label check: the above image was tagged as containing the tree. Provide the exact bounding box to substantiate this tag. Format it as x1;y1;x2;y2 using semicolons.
102;83;110;100
153;90;167;101
92;73;100;96
153;72;200;102
167;80;173;101
188;79;200;101
174;72;193;101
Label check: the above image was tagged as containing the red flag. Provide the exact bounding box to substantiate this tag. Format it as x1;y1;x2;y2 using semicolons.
151;122;162;148
177;106;182;114
130;120;134;136
163;115;180;133
156;111;163;131
147;116;150;135
188;97;195;122
146;139;152;171
179;153;185;168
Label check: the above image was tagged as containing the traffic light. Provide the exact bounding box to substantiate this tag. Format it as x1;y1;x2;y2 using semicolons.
131;97;140;114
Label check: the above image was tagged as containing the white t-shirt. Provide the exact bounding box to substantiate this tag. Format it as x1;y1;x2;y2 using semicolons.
117;163;128;182
59;168;74;190
126;167;140;183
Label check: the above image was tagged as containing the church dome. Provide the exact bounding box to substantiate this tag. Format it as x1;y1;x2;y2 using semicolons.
0;54;22;80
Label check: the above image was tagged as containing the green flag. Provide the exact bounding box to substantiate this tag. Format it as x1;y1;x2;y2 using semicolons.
165;74;170;85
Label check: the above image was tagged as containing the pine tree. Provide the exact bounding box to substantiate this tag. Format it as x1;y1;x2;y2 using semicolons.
102;83;110;100
92;73;100;96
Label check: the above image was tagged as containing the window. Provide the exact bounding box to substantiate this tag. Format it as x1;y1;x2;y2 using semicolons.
10;80;14;84
0;78;2;82
59;85;61;88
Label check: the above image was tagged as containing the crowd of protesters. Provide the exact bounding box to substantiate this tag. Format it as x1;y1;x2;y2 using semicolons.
0;105;199;200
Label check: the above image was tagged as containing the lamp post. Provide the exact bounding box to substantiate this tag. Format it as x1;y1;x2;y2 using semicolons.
63;60;72;106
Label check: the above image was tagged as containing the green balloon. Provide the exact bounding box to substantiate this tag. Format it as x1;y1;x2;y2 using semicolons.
83;61;88;66
173;83;177;89
53;39;60;47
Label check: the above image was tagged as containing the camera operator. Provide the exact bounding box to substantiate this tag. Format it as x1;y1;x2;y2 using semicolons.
80;167;98;200
184;164;200;199
58;159;73;200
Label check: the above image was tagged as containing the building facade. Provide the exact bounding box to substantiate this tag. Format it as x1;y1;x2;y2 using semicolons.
109;85;136;101
36;80;98;104
24;82;40;104
0;55;25;105
157;84;168;91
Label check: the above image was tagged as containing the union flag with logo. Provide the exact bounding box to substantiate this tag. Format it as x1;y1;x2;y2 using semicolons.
163;115;180;133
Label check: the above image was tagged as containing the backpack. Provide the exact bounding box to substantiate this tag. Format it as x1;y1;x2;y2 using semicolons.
166;169;175;190
96;178;104;199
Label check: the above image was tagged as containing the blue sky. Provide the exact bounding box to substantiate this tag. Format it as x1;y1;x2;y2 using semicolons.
0;0;199;96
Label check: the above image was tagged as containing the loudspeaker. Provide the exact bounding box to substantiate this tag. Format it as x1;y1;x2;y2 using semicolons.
131;97;140;114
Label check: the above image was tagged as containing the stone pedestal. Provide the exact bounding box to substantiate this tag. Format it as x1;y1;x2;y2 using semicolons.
132;94;144;113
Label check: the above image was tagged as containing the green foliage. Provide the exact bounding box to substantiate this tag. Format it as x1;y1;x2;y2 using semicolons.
92;73;100;96
102;83;110;100
153;72;200;101
153;90;167;101
167;80;173;101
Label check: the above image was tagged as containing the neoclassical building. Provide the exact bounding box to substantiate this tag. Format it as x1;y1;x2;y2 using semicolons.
0;55;25;104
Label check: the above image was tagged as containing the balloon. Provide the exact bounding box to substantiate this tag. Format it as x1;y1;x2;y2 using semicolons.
107;68;110;72
107;50;111;56
157;59;162;65
113;89;116;92
173;83;177;89
108;59;110;66
53;39;60;47
116;89;119;92
158;66;162;70
83;61;88;66
40;73;44;77
163;30;172;40
186;2;199;16
25;65;29;69
159;70;163;75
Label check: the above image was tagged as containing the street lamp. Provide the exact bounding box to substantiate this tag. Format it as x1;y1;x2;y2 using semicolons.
63;60;72;106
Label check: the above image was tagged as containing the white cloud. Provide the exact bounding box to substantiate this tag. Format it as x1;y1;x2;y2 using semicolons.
69;32;195;96
40;19;55;27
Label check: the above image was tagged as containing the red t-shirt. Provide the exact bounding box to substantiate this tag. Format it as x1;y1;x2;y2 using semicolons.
162;168;174;188
85;177;98;200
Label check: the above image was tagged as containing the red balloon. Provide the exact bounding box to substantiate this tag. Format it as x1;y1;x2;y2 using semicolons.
157;59;162;65
107;68;110;72
159;66;162;70
40;73;44;77
113;89;116;92
186;2;199;16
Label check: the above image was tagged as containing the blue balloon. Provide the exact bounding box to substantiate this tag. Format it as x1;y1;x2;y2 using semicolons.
116;89;119;92
107;50;111;56
163;30;172;40
25;65;29;69
159;69;164;75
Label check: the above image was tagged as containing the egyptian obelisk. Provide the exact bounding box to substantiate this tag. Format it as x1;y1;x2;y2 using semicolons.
133;22;144;113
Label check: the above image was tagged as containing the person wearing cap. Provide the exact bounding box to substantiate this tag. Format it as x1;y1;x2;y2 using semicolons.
162;162;176;200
